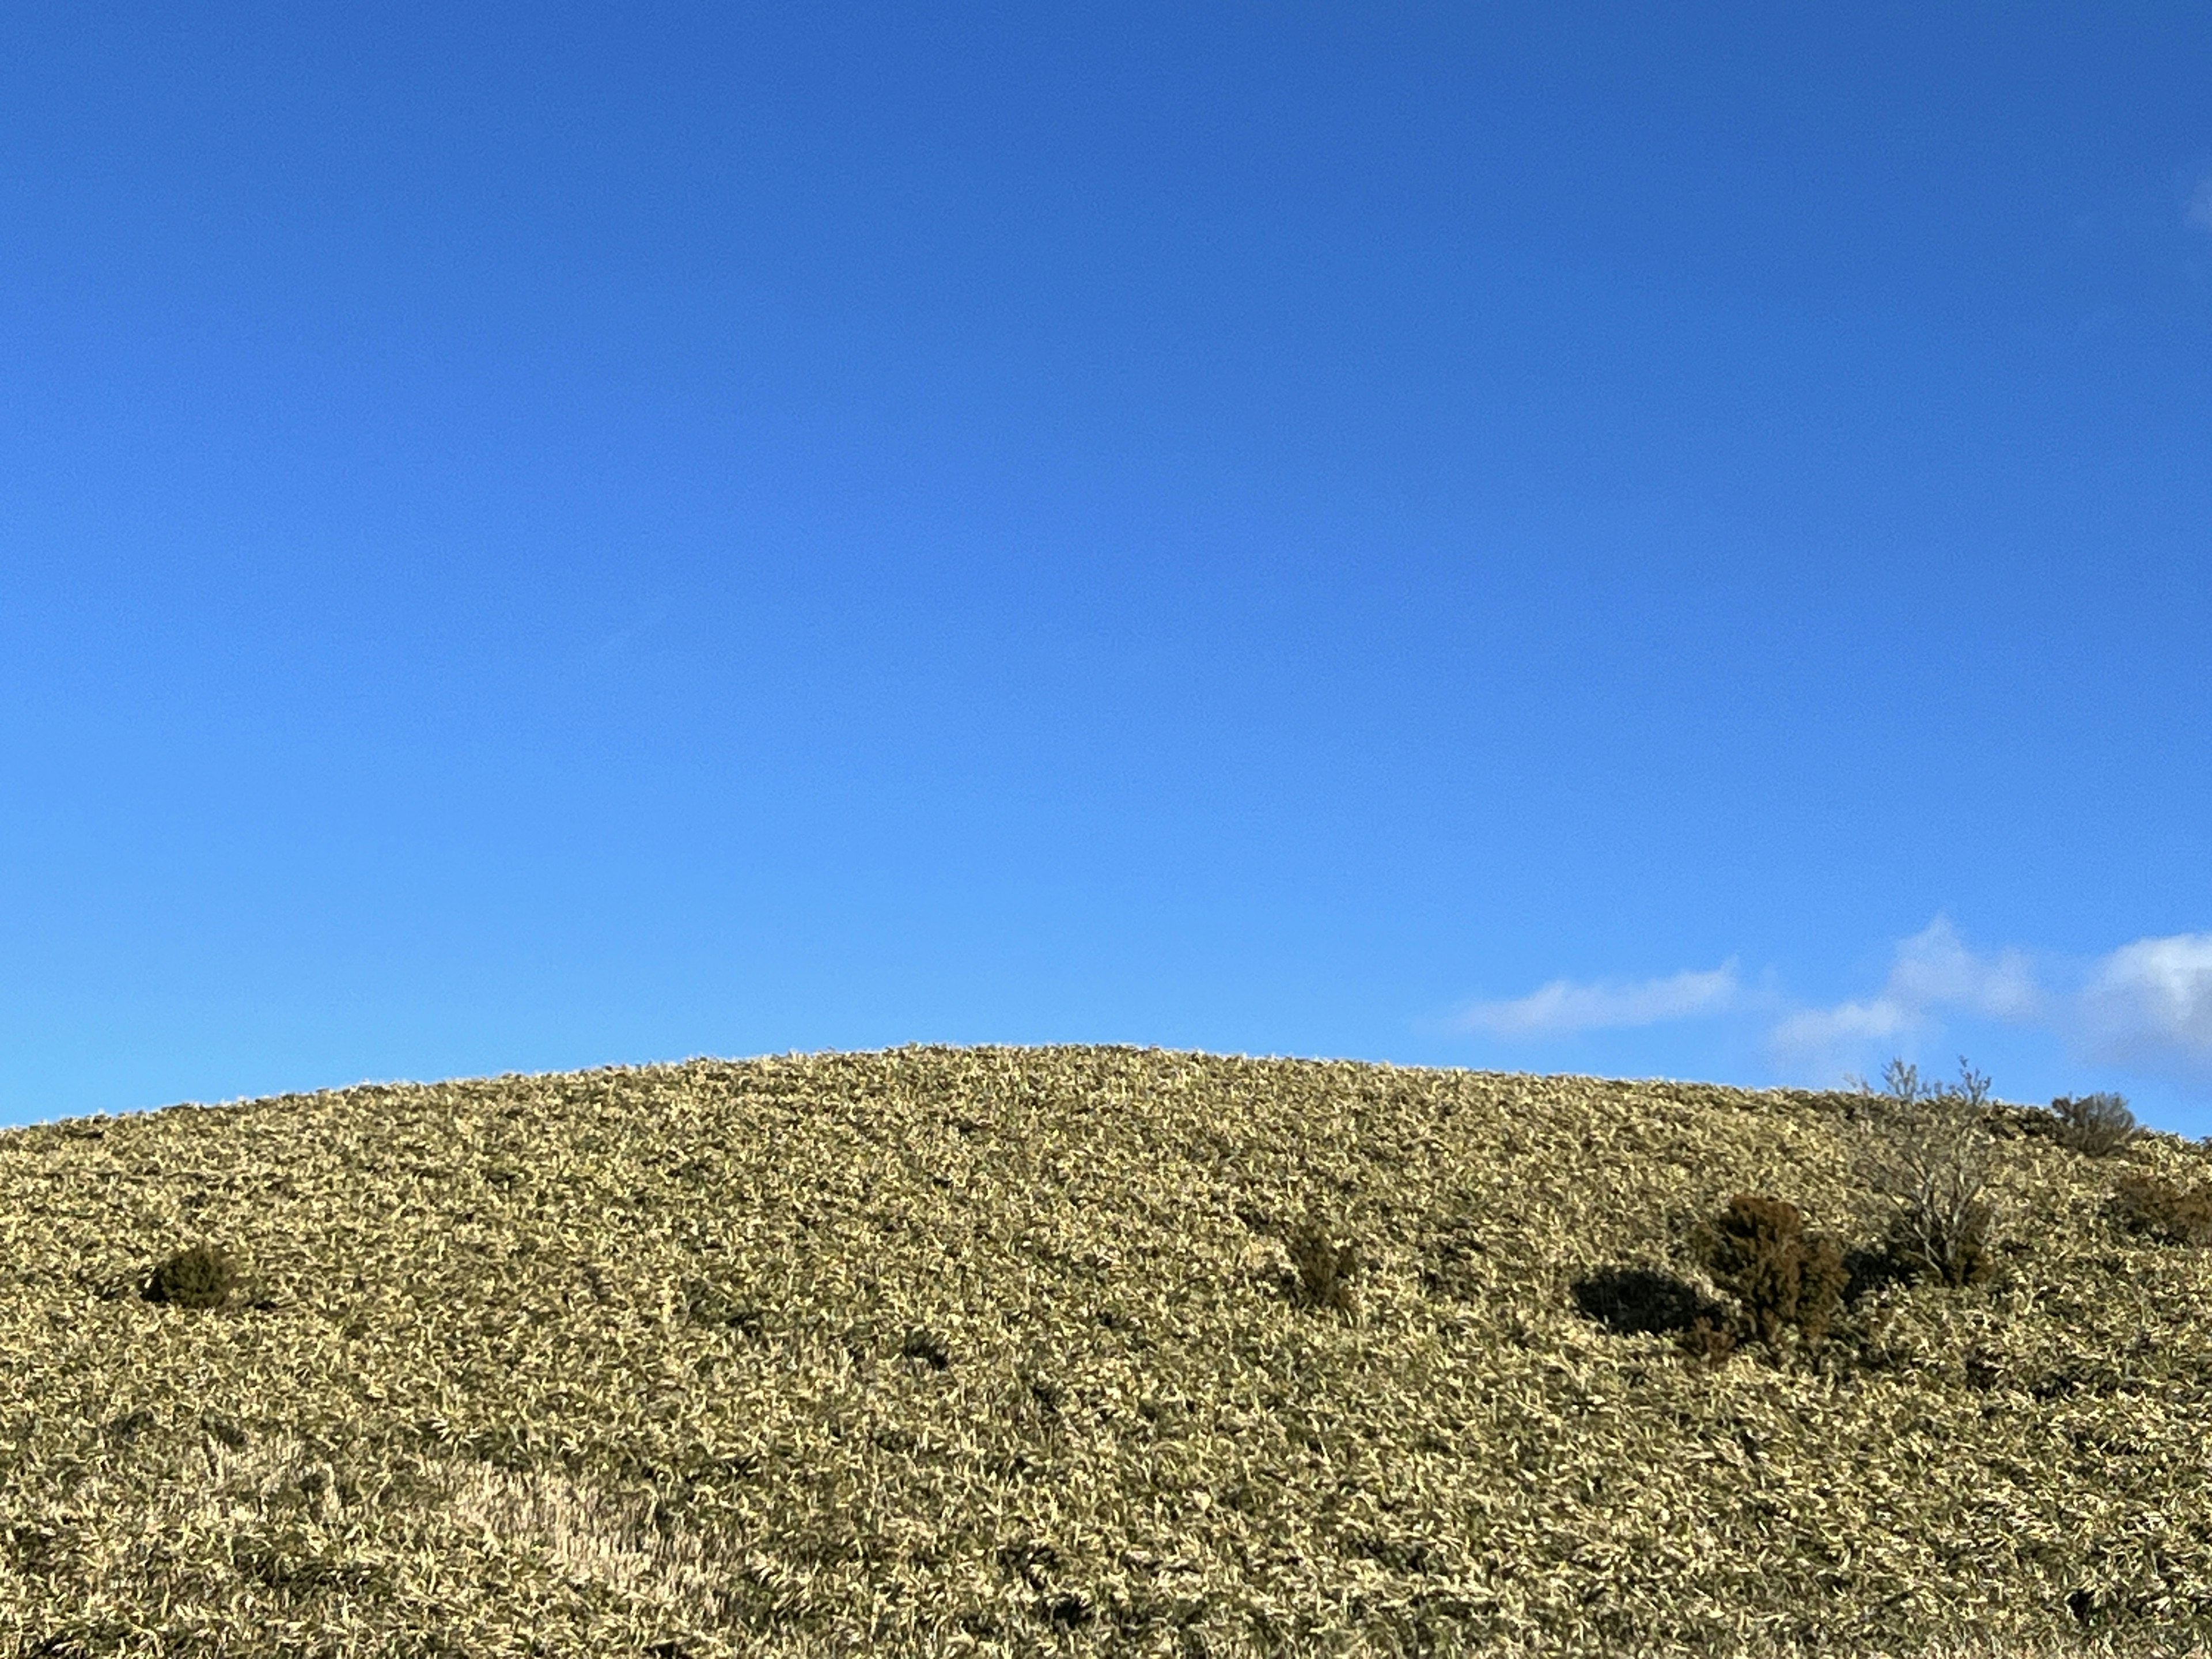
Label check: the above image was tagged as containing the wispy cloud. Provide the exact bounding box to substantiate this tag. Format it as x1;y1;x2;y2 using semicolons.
1453;962;1740;1037
1771;917;2212;1087
1452;916;2212;1094
2190;172;2212;233
2079;933;2212;1073
1770;916;2046;1062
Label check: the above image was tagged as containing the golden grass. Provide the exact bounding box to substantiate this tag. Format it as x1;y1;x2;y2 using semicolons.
2;1044;2210;1655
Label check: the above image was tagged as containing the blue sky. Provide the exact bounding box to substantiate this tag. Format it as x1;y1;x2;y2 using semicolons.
3;4;2209;1132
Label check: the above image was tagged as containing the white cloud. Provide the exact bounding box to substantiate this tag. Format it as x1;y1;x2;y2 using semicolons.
1453;962;1740;1037
1451;918;2212;1095
2190;173;2212;233
1883;914;2047;1022
1768;993;1918;1055
1768;916;2048;1067
1768;917;2212;1089
2078;933;2212;1074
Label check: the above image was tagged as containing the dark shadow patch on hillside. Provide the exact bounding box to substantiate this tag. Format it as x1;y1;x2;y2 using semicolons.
1842;1241;1915;1302
1571;1266;1725;1336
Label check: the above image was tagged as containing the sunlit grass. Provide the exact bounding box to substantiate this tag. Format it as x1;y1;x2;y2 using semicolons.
2;1045;2209;1654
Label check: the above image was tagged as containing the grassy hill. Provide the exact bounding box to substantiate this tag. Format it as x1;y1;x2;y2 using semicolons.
3;1045;2211;1657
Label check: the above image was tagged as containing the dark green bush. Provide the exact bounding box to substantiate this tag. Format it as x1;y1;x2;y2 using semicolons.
2112;1173;2212;1246
2047;1093;2141;1158
1285;1219;1361;1316
1695;1195;1847;1351
142;1244;238;1310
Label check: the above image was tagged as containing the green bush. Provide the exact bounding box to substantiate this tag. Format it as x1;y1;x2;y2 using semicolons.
142;1244;239;1310
1285;1219;1361;1316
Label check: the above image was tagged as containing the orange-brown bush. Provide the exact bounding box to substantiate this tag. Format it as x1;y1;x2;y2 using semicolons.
1695;1194;1847;1351
1674;1313;1741;1367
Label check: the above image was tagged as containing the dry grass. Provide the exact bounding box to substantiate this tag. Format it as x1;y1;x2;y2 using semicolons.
2;1046;2210;1655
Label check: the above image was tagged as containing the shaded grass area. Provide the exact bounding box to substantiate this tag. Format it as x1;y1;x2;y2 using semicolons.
3;1046;2211;1655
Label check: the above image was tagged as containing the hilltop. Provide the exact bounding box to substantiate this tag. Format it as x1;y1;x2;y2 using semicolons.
2;1046;2210;1657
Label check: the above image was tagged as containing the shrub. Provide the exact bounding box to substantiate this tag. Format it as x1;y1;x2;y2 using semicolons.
143;1244;239;1310
2111;1173;2212;1246
1854;1057;1998;1288
1695;1195;1847;1350
1674;1315;1738;1367
2047;1093;2140;1158
1878;1058;1929;1104
1285;1219;1361;1316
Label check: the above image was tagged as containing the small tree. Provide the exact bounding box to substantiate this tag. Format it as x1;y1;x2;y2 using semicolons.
1880;1058;1927;1105
1855;1057;1997;1287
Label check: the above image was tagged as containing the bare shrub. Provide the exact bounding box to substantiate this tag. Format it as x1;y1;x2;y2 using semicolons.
2111;1172;2212;1246
1694;1195;1847;1351
1879;1058;1929;1104
2046;1093;2141;1158
1854;1058;1998;1289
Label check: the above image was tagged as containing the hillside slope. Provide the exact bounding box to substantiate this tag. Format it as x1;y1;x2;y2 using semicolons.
3;1046;2210;1656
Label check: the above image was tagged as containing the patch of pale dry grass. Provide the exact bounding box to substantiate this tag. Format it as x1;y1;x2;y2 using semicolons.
440;1457;728;1622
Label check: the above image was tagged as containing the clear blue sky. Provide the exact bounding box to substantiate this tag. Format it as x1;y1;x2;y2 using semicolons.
5;5;2209;1132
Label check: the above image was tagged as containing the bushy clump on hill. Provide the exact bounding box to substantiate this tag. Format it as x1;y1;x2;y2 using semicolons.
2047;1092;2143;1158
1695;1193;1849;1352
142;1243;240;1310
2;1047;2210;1657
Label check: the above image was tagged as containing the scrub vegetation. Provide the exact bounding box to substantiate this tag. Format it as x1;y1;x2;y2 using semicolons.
3;1045;2210;1656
